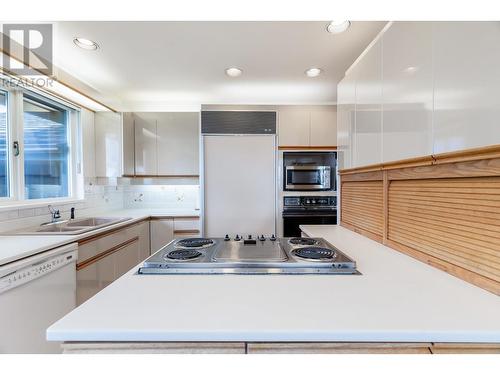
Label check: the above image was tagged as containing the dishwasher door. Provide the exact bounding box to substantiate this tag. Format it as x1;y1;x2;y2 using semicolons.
0;243;77;353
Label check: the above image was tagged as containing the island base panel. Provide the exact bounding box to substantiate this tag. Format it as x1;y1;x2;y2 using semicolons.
60;341;500;354
61;342;246;354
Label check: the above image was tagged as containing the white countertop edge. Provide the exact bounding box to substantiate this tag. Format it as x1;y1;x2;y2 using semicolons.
47;330;500;343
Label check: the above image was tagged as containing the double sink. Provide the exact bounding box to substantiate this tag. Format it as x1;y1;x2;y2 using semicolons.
13;217;132;235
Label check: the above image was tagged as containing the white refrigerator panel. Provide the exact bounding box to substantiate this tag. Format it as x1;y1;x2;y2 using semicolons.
204;135;276;237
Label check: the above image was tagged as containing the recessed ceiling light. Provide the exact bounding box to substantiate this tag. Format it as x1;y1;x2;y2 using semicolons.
326;21;351;34
73;37;99;50
305;68;322;78
404;66;419;74
225;67;243;77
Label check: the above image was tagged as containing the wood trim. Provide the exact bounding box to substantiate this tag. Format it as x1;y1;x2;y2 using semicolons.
122;175;200;178
173;229;200;235
433;144;500;164
278;146;337;150
150;216;199;221
382;171;389;243
339;164;384;175
341;171;383;182
61;341;500;354
339;144;500;175
76;237;139;271
340;221;383;243
430;343;500;354
61;342;246;354
77;219;148;246
387;158;500;181
247;342;432;354
380;155;435;171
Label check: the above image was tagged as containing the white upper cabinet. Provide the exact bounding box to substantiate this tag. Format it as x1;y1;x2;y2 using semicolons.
134;113;158;176
122;112;135;176
310;111;337;147
433;22;500;153
94;112;123;177
338;21;500;170
81;109;96;178
278;108;337;147
382;21;433;162
278;110;310;146
353;38;382;167
126;112;200;176
156;112;199;175
336;73;356;170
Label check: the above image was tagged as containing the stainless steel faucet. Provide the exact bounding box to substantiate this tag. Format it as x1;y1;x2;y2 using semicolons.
48;205;61;223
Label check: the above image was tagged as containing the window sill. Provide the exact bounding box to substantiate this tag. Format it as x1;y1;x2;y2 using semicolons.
0;198;85;212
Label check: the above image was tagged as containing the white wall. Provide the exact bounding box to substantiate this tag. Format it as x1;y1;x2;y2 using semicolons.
337;21;500;169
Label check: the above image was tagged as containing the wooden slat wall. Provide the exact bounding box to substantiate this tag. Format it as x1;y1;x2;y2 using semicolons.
388;177;500;284
339;145;500;295
341;180;384;240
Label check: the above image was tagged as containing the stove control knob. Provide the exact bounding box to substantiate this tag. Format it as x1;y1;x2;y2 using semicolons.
270;234;276;241
224;234;230;241
235;234;241;241
248;234;252;240
259;235;265;241
312;199;316;204
306;199;311;204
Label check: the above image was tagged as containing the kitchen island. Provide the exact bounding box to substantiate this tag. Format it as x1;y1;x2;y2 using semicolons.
46;225;500;354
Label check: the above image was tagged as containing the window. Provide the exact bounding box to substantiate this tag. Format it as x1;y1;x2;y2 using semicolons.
23;96;70;199
0;85;81;206
0;91;8;198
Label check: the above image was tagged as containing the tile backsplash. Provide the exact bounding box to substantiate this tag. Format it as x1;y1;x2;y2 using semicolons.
0;180;200;232
123;185;200;210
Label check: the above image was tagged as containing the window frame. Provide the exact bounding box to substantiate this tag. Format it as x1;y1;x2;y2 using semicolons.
0;84;84;208
0;87;15;203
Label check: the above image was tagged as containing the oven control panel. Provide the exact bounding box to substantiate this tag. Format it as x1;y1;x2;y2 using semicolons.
284;196;336;208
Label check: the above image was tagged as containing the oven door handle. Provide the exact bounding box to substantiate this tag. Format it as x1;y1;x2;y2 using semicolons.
282;212;338;218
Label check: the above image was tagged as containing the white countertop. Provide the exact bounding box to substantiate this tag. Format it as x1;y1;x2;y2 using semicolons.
0;208;199;266
47;225;500;343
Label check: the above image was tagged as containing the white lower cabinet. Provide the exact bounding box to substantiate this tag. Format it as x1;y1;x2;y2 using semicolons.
150;217;200;253
115;238;141;278
75;262;99;306
76;221;150;305
150;219;174;254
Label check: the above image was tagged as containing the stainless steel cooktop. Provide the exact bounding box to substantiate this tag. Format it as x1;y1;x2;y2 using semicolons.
138;236;359;275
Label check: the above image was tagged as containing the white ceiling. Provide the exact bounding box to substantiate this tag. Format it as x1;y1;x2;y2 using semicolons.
53;21;386;111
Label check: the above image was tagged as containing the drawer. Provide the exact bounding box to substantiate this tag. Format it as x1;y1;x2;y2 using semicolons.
77;221;144;264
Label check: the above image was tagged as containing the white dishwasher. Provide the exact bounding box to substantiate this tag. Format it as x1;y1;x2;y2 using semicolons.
0;243;78;353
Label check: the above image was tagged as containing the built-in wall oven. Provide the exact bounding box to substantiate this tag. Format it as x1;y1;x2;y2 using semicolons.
282;196;337;237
